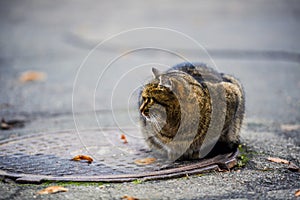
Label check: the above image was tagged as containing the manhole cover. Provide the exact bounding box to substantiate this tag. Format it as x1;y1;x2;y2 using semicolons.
0;128;238;183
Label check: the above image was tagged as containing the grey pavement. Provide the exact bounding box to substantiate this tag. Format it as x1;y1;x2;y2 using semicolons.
0;0;300;199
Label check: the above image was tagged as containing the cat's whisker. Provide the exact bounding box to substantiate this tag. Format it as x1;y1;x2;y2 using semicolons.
152;115;163;129
149;113;163;132
149;113;158;130
152;113;165;123
154;118;162;132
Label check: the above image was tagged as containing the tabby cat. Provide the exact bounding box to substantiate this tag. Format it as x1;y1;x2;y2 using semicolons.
139;62;245;160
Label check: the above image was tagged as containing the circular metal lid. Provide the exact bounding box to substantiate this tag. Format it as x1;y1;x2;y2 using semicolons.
0;128;238;183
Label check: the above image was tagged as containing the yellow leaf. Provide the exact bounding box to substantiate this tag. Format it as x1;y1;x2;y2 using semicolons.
37;186;68;194
121;134;128;144
295;189;300;197
71;155;93;163
19;71;46;82
267;157;289;164
122;195;139;200
134;157;156;165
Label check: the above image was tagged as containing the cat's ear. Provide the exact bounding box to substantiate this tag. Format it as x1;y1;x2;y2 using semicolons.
152;68;161;79
159;76;173;90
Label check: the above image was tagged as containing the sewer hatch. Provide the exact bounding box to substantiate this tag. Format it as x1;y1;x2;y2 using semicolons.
0;128;238;183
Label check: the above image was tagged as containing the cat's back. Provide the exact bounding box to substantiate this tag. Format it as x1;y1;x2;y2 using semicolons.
168;62;223;84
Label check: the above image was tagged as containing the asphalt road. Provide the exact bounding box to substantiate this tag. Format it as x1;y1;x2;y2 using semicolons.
0;0;299;199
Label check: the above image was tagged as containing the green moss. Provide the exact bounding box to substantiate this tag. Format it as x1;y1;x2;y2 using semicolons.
41;181;104;187
132;179;143;184
0;179;105;186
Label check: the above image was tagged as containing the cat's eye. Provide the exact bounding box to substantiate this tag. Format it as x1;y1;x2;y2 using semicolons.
142;97;154;103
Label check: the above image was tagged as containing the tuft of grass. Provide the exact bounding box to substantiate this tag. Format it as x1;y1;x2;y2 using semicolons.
132;179;143;184
237;144;250;168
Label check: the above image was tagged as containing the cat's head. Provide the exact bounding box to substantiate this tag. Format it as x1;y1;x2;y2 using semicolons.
139;68;190;121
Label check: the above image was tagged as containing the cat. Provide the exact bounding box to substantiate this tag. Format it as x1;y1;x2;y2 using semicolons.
139;62;245;161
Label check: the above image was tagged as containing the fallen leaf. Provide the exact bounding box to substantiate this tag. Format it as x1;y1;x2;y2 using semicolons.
267;157;289;164
295;189;300;197
121;134;128;144
37;186;68;194
288;162;300;172
120;134;126;140
134;157;156;165
19;71;46;82
1;118;25;130
281;124;300;132
1;119;11;130
71;155;93;163
122;195;139;200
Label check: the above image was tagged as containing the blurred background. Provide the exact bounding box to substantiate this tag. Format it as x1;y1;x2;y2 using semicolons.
0;0;299;136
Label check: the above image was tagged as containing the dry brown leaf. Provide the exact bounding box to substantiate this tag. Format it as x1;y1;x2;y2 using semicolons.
122;195;139;200
120;134;126;140
288;162;300;172
281;124;300;132
1;118;25;130
121;134;128;144
134;157;156;165
71;155;93;163
19;71;46;82
37;186;68;194
0;120;11;130
295;189;300;197
267;157;289;164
